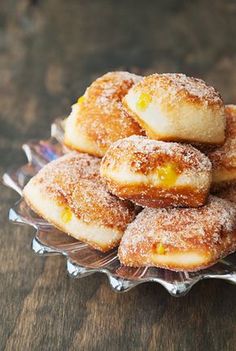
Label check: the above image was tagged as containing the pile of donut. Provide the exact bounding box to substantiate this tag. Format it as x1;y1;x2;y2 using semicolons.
23;72;236;272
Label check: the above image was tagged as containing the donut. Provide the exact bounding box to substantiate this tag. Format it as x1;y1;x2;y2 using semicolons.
100;136;212;208
118;196;236;271
64;71;144;157
217;184;236;203
123;73;226;145
207;105;236;188
23;152;136;252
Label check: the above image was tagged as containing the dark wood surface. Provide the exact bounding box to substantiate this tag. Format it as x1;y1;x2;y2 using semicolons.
1;1;236;350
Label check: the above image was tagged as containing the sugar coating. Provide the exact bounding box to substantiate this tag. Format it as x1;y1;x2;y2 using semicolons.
123;73;226;146
65;71;145;154
100;136;212;208
89;71;142;115
104;135;212;173
120;196;236;254
207;105;236;169
26;151;136;231
32;151;101;187
131;73;223;106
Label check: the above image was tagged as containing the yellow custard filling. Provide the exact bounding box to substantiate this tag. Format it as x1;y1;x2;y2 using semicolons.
77;95;85;104
156;163;179;187
61;207;72;223
136;93;152;111
155;243;166;255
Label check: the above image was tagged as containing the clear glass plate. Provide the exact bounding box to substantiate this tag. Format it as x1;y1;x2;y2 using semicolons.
3;119;236;296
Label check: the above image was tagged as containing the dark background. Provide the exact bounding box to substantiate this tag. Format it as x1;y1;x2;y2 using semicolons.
1;1;236;350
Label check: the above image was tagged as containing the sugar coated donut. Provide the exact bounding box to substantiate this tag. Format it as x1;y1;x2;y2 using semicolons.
100;136;212;208
23;152;136;252
207;105;236;188
64;71;144;157
118;196;236;271
123;73;225;145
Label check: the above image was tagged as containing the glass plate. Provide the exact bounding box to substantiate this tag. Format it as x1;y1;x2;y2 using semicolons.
3;119;236;296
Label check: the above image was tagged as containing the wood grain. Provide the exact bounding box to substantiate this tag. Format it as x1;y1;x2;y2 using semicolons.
1;0;236;350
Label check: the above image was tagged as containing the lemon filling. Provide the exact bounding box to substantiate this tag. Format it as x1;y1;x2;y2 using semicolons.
61;206;72;224
156;163;179;187
136;93;152;111
156;243;166;255
151;243;166;261
77;95;85;104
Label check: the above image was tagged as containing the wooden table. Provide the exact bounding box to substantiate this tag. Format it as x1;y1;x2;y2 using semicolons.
1;1;236;350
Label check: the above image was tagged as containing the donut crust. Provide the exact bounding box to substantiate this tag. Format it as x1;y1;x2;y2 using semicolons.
64;71;145;157
123;73;225;145
207;105;236;188
100;136;212;208
118;196;236;271
23;152;136;252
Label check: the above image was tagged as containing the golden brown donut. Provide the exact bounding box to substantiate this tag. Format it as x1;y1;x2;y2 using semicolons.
118;196;236;272
100;136;212;208
123;73;226;145
207;105;236;188
23;152;136;252
64;71;144;157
